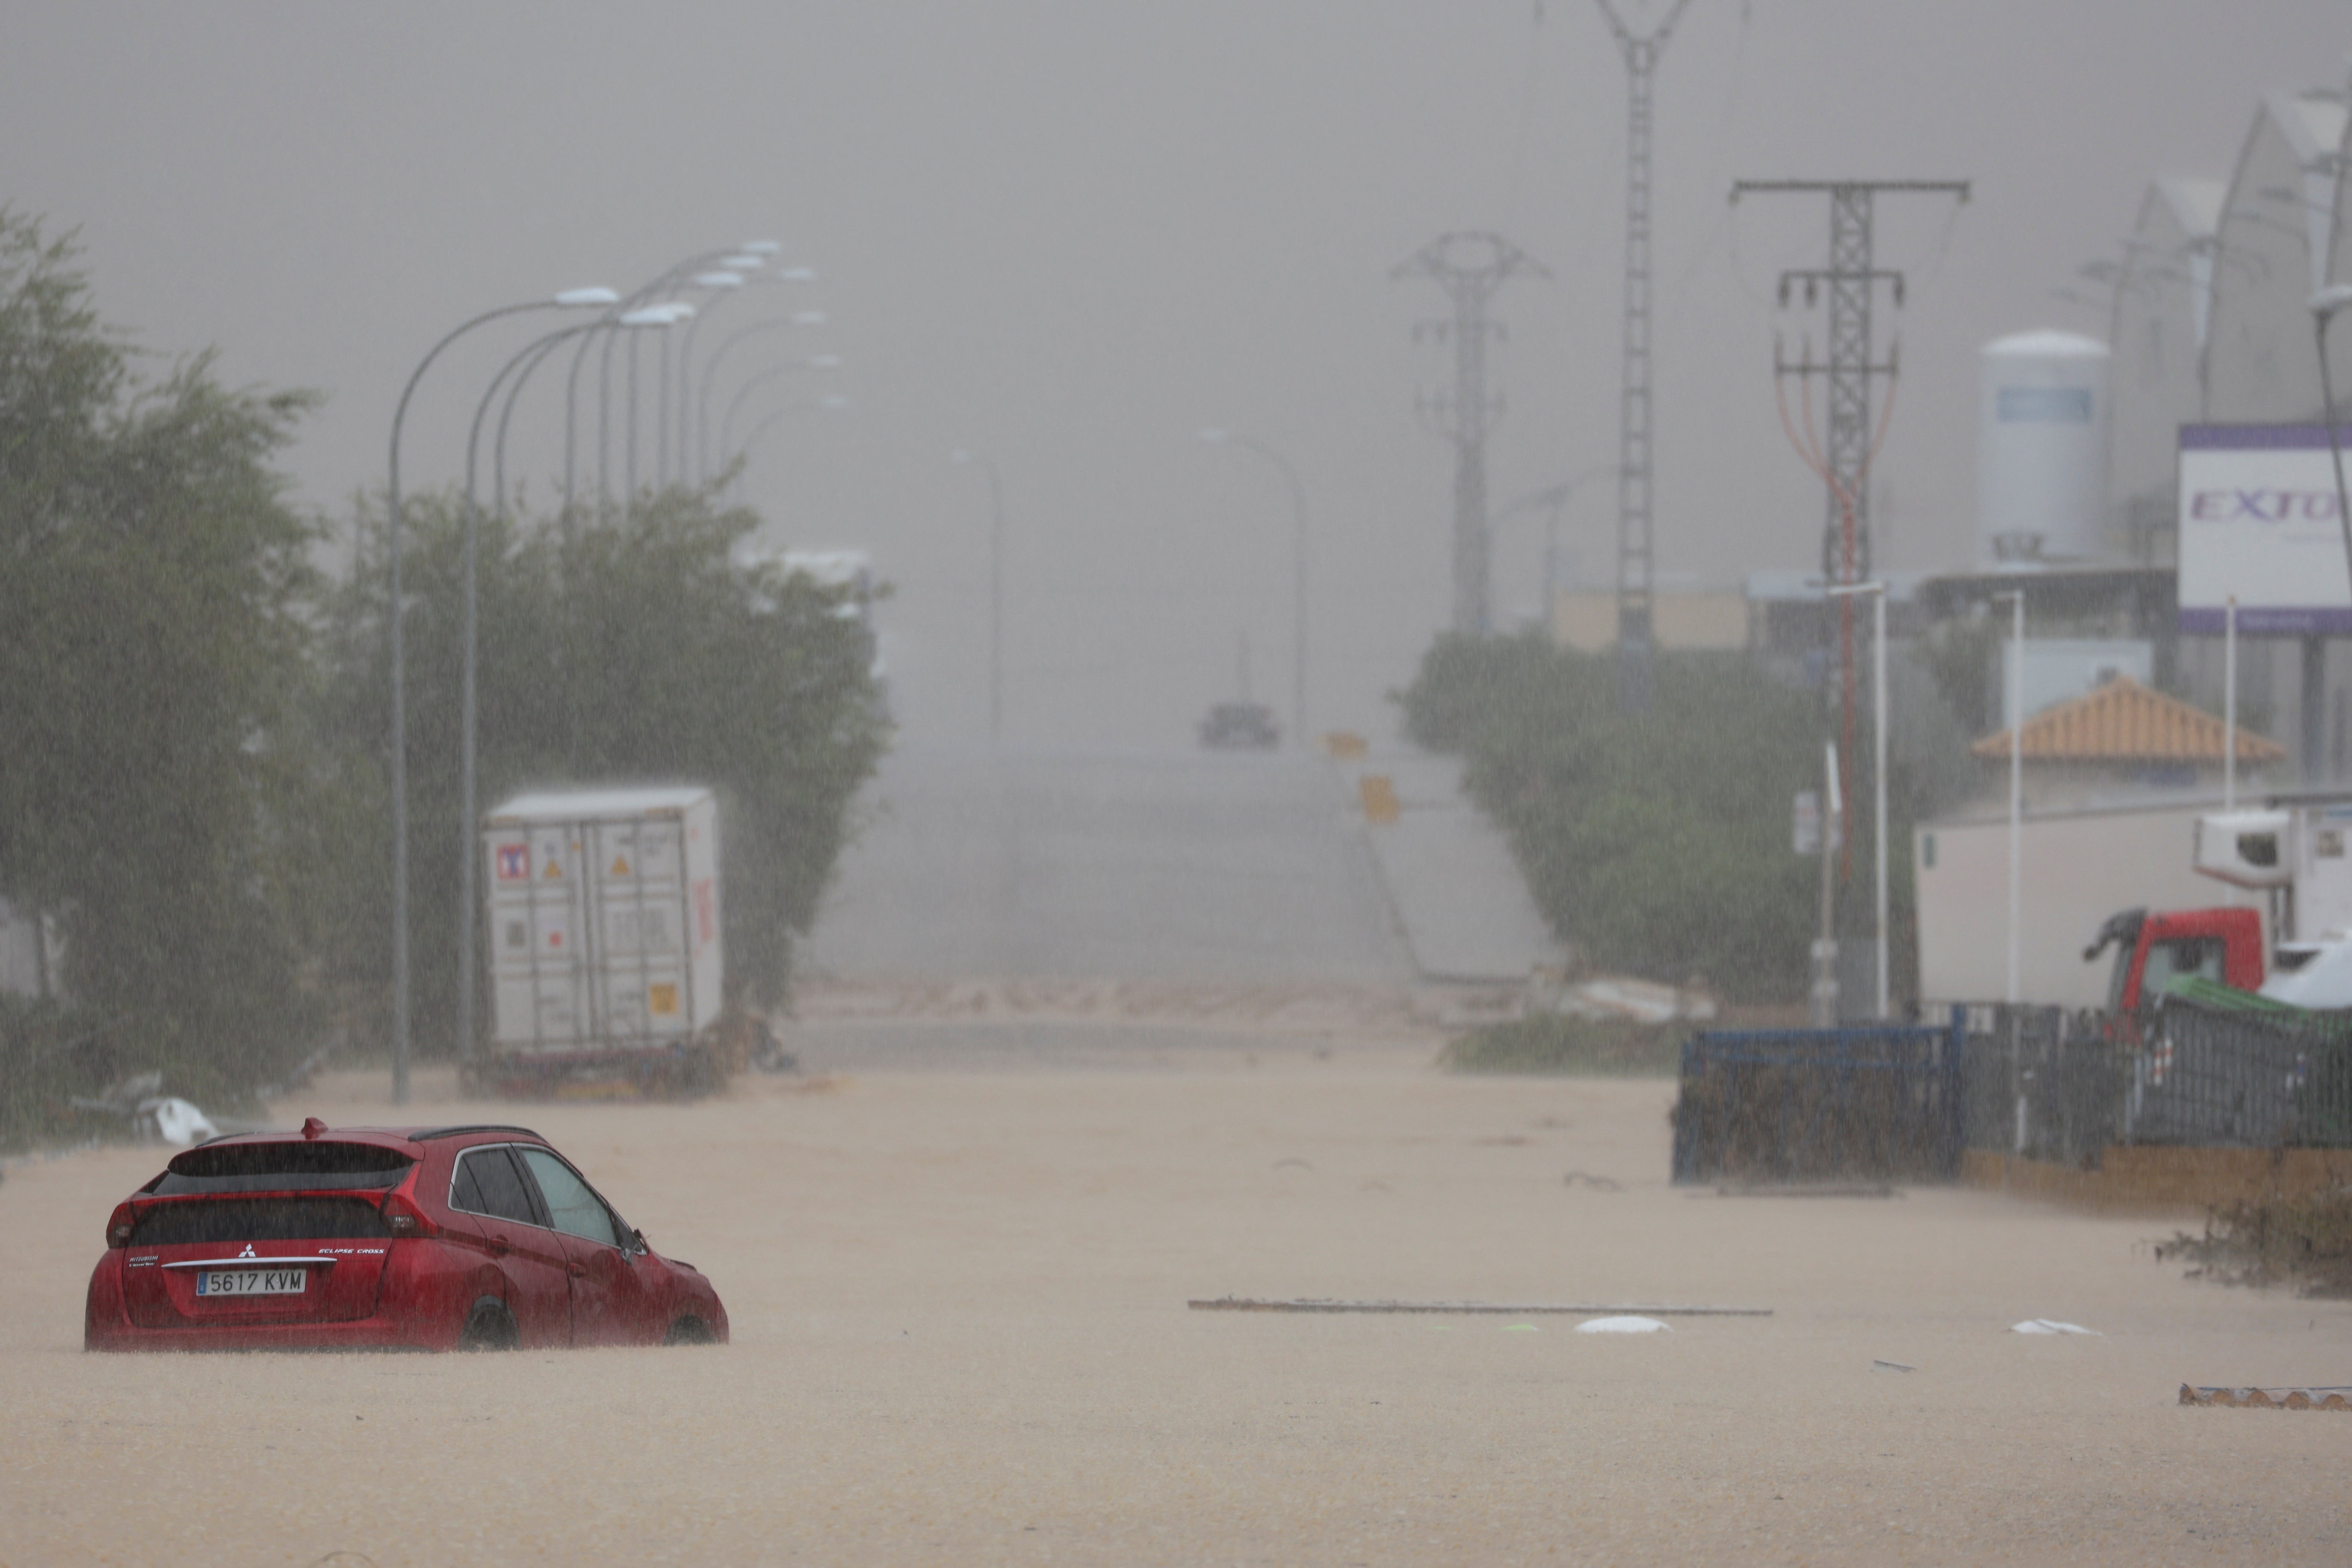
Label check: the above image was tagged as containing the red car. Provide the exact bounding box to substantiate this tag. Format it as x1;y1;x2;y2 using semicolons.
85;1119;727;1352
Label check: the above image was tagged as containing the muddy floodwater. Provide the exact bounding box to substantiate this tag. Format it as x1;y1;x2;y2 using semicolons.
4;1027;2346;1565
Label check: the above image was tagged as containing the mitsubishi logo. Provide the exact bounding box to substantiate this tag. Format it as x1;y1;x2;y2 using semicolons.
237;1244;257;1259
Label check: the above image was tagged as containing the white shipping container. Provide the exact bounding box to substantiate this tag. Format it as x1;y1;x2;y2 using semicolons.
481;786;723;1058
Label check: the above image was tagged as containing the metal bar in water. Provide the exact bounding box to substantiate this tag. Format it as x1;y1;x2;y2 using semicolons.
1186;1298;1772;1316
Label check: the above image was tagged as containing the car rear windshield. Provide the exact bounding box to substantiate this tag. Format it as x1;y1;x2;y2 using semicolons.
148;1140;416;1195
130;1196;395;1246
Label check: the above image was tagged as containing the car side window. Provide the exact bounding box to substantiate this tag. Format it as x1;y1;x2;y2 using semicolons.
515;1147;621;1249
452;1146;540;1228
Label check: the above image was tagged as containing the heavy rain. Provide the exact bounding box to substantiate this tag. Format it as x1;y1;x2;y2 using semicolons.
3;3;2349;1563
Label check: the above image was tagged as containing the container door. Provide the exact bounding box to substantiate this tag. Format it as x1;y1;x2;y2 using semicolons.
587;817;692;1044
487;823;594;1052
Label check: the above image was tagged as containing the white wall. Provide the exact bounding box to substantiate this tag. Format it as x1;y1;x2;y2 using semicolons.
1915;800;2258;1009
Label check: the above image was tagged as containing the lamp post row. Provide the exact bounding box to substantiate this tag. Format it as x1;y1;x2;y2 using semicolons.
385;245;833;1104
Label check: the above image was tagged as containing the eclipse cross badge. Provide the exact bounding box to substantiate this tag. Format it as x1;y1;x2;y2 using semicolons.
237;1244;257;1259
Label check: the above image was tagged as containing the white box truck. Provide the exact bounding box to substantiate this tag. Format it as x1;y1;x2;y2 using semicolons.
480;786;723;1089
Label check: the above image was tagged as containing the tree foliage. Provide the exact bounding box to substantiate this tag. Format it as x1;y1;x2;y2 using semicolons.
1398;635;1826;1001
313;487;888;1051
0;212;889;1141
0;213;326;1104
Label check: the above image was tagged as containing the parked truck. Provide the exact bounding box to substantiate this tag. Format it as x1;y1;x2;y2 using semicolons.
2183;799;2352;1007
479;785;724;1095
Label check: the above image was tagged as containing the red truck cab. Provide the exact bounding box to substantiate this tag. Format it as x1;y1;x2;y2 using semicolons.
2083;906;2265;1011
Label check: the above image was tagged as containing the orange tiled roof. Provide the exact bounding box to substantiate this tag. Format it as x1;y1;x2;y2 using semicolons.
1970;675;2286;764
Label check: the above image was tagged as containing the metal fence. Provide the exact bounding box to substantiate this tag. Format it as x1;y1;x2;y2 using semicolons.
1964;1001;2352;1158
1671;1017;1966;1185
1670;1000;2352;1185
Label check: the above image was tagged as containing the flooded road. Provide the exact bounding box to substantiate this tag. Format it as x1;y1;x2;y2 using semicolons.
4;1034;2345;1565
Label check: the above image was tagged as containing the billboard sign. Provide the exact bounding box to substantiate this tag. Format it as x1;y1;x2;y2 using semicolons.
2178;425;2352;635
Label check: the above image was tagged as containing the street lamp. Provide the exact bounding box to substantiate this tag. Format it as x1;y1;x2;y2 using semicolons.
1827;579;1890;1019
384;284;616;1103
450;319;608;1068
951;449;1007;747
1491;466;1620;637
2309;284;2352;597
734;399;856;503
694;298;825;483
1994;589;2027;1007
1198;428;1309;750
662;271;745;486
563;301;685;525
603;302;693;519
717;356;843;459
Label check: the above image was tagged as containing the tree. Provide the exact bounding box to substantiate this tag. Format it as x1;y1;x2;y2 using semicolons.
312;484;888;1053
1399;634;1823;1001
0;213;327;1102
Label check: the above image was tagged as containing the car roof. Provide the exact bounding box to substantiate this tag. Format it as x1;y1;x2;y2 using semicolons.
188;1123;545;1153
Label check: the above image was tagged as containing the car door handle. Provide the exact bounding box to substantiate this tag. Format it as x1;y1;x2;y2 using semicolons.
488;1235;512;1257
567;1261;587;1278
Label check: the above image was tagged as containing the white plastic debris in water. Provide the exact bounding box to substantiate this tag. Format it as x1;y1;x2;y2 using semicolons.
143;1097;220;1147
2009;1319;2101;1335
1575;1315;1671;1335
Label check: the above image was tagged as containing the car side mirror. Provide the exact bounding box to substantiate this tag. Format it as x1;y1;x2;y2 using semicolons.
632;1228;649;1254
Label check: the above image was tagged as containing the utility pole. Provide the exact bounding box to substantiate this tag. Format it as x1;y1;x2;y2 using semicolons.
1395;232;1545;638
1734;176;1968;1017
1594;0;1696;710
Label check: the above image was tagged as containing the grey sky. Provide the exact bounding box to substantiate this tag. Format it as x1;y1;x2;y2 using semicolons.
3;2;2343;750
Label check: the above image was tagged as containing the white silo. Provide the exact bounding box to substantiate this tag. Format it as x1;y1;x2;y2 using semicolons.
1977;329;2112;566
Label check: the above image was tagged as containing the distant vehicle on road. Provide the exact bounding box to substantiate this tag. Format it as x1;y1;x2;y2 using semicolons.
85;1121;727;1352
1198;702;1279;750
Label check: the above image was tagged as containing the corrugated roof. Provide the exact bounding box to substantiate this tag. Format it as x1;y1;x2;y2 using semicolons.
1970;675;2286;763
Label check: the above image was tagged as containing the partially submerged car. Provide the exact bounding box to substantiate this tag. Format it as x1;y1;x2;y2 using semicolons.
86;1120;726;1352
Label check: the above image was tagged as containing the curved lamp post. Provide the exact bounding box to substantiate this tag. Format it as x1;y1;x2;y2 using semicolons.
693;289;823;483
597;302;694;520
1491;465;1620;637
950;448;1008;746
663;270;746;486
585;245;771;519
729;392;849;489
671;258;803;476
717;355;843;460
1199;428;1310;750
452;319;606;1067
384;284;616;1103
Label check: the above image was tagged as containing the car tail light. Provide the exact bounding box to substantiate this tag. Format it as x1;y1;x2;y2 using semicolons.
106;1202;136;1249
380;1189;439;1240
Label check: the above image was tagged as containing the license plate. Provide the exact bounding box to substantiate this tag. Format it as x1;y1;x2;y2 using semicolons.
196;1268;309;1296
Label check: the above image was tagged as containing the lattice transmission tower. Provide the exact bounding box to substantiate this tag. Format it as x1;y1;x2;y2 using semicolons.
1731;177;1969;1018
1395;232;1545;637
1593;0;1697;709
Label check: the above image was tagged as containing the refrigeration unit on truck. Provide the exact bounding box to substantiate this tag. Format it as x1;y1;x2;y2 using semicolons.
2186;799;2352;1007
479;786;723;1093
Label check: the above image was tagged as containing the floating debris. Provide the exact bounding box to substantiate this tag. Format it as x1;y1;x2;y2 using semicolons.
2010;1319;2101;1335
1575;1315;1670;1335
1873;1360;1917;1373
2180;1385;2352;1409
